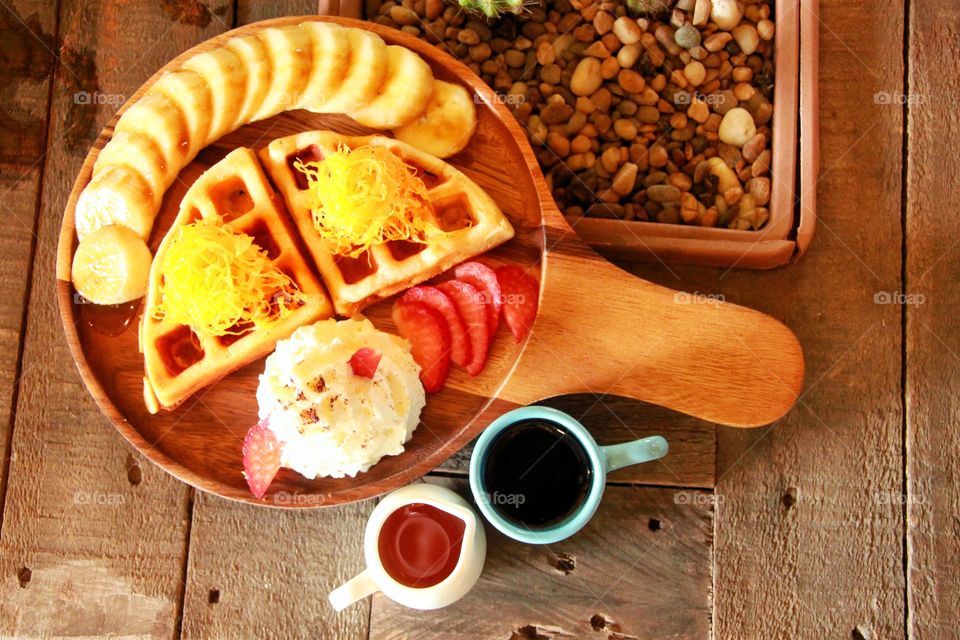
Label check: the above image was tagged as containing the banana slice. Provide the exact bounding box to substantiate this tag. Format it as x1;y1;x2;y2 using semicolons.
394;80;478;158
348;45;434;129
317;28;389;114
72;225;153;305
113;93;190;175
226;34;272;125
93;130;171;200
256;26;313;118
147;70;213;159
182;47;246;138
75;166;157;241
299;21;351;108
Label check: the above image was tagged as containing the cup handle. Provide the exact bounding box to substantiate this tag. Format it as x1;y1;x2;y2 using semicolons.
329;569;379;612
602;436;669;473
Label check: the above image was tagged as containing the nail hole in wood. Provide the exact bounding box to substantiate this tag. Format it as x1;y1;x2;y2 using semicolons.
126;454;142;486
208;588;220;604
554;552;576;574
851;625;870;640
510;624;550;640
590;614;608;631
648;518;661;531
17;567;31;588
782;487;798;509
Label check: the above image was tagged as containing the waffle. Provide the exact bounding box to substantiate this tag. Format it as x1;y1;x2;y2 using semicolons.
140;148;334;413
259;131;516;316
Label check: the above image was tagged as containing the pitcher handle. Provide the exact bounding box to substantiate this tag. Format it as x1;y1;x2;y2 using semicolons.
602;436;669;473
329;569;378;612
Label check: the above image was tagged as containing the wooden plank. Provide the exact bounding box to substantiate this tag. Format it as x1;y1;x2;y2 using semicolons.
436;394;715;488
0;2;232;638
0;0;57;525
905;1;960;635
370;478;713;639
239;0;320;24
624;1;907;637
180;491;373;639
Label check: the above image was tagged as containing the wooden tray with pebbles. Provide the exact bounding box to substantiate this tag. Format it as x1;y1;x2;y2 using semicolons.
56;17;804;507
350;0;819;268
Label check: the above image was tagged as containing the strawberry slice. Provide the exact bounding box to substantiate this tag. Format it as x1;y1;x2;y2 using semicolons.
242;420;281;499
496;265;540;343
349;347;382;379
454;262;502;339
392;300;451;393
398;286;472;368
437;280;490;376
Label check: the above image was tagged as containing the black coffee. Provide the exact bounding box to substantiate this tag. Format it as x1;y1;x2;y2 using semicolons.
482;419;593;529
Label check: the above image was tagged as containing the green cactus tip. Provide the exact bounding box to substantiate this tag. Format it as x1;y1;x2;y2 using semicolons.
456;0;526;19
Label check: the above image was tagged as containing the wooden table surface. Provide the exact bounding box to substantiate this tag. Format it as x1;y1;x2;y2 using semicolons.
0;0;954;638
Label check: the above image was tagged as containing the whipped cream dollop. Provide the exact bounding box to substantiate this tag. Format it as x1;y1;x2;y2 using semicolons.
256;317;425;479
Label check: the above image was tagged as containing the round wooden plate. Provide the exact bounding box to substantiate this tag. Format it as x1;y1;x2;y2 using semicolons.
56;17;804;508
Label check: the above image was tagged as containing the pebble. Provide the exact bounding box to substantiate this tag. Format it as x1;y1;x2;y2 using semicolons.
571;57;604;96
594;11;615;36
687;100;710;123
547;132;570;157
504;49;526;67
741;132;766;162
601;57;620;79
637;105;660;123
570;134;592;154
718;107;757;147
585;41;611;58
424;0;444;19
647;184;681;202
649;143;668;167
390;5;420;25
540;63;561;84
712;90;738;115
617;43;641;68
732;24;760;55
601;146;621;173
613;118;638;140
457;29;480;45
613;17;642;45
757;19;775;41
703;32;732;52
541;101;575;124
468;42;491;62
612;162;639;195
747;177;770;205
618;69;645;93
674;24;701;49
693;0;712;25
711;0;743;31
536;41;556;65
576;96;596;113
752;149;771;176
683;60;706;86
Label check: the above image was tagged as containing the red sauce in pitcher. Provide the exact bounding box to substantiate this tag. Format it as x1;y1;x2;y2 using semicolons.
378;503;465;588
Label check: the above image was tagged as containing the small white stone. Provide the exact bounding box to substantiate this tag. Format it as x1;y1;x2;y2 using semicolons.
718;107;757;147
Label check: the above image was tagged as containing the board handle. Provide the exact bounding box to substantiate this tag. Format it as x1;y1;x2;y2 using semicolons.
499;237;804;428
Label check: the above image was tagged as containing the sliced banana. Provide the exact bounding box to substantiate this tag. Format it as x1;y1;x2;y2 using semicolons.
75;166;157;242
299;21;351;108
226;34;272;125
349;45;434;129
147;70;213;159
256;26;313;118
72;225;153;305
394;80;478;158
318;28;389;114
93;130;171;200
182;47;246;138
113;93;190;175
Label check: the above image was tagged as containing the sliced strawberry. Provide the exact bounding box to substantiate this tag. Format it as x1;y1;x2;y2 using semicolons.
454;262;502;339
242;420;282;499
496;265;540;343
398;286;472;368
392;300;451;393
349;347;382;379
437;280;490;376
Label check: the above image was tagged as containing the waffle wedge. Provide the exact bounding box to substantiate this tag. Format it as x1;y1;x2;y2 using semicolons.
259;131;515;316
140;148;333;413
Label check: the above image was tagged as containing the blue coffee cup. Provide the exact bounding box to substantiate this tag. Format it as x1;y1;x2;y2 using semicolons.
469;406;668;544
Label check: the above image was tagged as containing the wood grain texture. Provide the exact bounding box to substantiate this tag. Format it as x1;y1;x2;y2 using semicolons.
181;490;374;639
436;394;715;488
240;0;322;23
0;1;232;638
0;0;57;525
369;477;713;640
55;16;803;507
619;1;906;637
905;0;960;635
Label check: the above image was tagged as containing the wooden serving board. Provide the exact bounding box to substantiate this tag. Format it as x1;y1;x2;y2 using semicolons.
55;16;804;507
